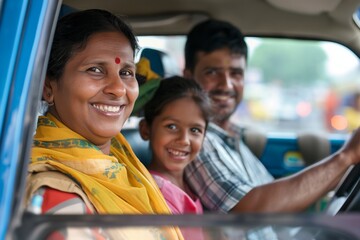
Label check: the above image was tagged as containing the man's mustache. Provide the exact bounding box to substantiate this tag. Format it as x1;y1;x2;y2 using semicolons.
208;90;236;98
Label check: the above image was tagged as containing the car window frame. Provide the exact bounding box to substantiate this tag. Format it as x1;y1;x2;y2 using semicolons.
0;0;61;238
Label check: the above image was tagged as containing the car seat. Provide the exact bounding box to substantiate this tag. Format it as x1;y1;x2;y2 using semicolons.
242;128;268;159
122;128;152;166
297;133;331;166
139;48;181;78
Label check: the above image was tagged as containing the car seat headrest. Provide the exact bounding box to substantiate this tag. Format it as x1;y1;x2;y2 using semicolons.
139;48;181;78
297;133;331;166
242;129;267;159
122;128;152;167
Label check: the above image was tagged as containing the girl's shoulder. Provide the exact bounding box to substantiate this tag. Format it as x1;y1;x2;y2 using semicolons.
149;170;167;189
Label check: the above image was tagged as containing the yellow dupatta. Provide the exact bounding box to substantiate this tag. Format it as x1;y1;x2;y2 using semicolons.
29;113;183;239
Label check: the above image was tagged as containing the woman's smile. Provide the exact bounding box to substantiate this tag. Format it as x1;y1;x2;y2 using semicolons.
91;103;125;116
47;31;138;149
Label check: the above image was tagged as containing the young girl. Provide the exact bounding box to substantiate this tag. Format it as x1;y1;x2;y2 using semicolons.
139;76;212;240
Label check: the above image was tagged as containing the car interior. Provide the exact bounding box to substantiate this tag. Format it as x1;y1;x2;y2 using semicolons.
121;47;348;177
1;0;360;239
60;0;360;176
62;0;360;233
63;0;360;179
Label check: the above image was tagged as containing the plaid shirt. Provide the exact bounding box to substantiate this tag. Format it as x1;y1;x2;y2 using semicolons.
184;123;274;213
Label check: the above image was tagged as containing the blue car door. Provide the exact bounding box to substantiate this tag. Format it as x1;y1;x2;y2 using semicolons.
0;0;60;238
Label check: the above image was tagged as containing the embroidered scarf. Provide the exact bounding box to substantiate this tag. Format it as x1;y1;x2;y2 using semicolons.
29;113;183;239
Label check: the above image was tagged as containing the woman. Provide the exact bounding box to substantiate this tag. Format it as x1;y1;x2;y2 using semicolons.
26;9;183;240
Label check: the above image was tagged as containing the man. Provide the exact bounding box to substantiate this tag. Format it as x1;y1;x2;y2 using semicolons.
183;19;360;213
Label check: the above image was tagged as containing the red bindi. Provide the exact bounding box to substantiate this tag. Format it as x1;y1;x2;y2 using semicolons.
115;57;121;64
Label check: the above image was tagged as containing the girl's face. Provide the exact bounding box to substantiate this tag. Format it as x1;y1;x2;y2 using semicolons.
45;31;138;153
147;98;206;173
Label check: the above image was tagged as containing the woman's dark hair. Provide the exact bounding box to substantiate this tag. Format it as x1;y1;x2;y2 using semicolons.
143;76;212;127
47;9;139;80
185;19;248;71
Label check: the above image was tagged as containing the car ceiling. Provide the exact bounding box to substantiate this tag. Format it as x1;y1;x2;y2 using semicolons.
63;0;360;56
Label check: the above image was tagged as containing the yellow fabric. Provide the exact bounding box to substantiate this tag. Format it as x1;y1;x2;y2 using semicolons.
136;57;160;81
132;57;163;115
29;113;183;239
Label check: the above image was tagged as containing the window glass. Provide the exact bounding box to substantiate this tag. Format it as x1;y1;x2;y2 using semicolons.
138;36;360;134
29;223;360;240
137;36;186;69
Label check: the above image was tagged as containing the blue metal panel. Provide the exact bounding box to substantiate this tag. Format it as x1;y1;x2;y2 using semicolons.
330;138;346;153
260;135;345;178
0;0;28;141
0;0;57;238
260;135;302;178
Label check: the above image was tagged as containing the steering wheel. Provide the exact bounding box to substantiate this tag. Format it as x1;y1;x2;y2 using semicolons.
326;164;360;214
291;164;360;239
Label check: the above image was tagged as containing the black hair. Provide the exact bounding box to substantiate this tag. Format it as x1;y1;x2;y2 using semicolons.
185;19;248;71
143;76;212;127
47;9;139;80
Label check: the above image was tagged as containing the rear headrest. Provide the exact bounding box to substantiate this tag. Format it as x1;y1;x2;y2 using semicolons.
242;129;267;159
139;48;181;78
122;127;152;167
297;133;331;166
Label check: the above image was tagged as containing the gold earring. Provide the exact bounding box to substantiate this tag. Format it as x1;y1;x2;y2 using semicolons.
46;92;53;106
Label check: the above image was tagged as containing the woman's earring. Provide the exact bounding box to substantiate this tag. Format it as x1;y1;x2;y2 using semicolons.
47;92;54;106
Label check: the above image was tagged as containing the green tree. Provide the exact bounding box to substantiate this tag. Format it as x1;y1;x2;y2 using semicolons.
249;39;328;86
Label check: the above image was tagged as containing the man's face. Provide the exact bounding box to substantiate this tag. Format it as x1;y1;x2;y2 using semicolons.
186;48;246;124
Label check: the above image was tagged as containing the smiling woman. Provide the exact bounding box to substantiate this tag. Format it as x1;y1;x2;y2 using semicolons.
25;9;183;240
44;30;138;152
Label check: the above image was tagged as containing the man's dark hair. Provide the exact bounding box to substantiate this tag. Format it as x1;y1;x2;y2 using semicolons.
185;19;248;71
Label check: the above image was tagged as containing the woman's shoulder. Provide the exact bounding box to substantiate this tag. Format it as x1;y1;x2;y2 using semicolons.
29;187;92;214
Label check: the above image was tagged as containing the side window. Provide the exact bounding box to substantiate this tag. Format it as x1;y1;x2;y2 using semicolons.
137;36;186;70
239;38;360;134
